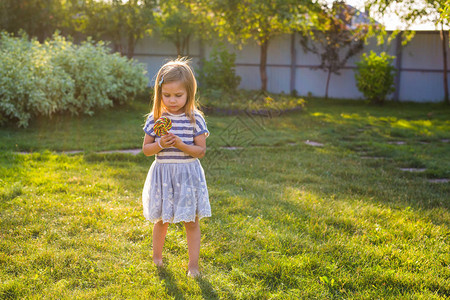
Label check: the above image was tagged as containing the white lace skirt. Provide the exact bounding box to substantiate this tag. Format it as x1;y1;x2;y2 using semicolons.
142;159;211;224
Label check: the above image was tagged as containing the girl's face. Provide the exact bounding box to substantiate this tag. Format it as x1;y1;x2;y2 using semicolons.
161;80;188;115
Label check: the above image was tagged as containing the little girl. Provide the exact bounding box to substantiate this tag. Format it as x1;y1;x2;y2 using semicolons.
141;58;211;277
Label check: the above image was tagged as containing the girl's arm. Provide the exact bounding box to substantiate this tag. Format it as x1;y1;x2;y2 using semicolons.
171;133;206;158
142;134;161;156
142;134;159;156
142;133;178;156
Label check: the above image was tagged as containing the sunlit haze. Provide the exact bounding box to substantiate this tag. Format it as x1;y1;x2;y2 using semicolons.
325;0;443;31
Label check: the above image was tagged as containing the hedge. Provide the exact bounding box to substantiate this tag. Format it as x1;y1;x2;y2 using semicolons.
0;32;148;127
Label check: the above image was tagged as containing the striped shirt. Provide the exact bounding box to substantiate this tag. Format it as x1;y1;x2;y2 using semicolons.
143;111;209;163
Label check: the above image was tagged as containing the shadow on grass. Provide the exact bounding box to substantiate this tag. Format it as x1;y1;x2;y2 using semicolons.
156;267;220;299
156;267;186;300
196;276;220;300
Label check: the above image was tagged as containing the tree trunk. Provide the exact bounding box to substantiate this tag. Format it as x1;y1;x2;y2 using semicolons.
394;32;403;102
186;34;190;57
260;39;269;91
113;42;123;56
180;34;190;57
440;22;449;104
175;29;181;57
290;33;297;95
175;40;181;58
127;34;135;59
325;69;332;99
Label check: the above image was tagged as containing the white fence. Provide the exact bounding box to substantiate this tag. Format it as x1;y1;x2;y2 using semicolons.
133;31;449;103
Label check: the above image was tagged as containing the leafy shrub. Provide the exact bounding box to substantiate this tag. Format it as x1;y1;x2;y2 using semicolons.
0;32;148;127
0;33;75;127
107;52;149;105
47;37;113;115
197;45;241;93
355;51;396;104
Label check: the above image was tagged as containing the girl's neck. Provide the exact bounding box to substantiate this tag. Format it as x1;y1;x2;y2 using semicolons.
164;109;185;116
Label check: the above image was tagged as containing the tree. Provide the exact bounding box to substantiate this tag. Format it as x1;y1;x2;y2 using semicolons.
437;2;450;104
156;0;198;57
300;1;372;99
367;0;449;104
120;0;156;58
0;0;155;58
209;0;312;91
69;0;111;42
0;0;64;42
66;0;155;57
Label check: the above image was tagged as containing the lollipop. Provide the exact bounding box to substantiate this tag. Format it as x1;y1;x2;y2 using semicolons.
153;116;172;136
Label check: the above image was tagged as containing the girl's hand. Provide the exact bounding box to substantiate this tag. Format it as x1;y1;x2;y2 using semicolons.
160;132;205;158
167;133;184;148
160;133;176;148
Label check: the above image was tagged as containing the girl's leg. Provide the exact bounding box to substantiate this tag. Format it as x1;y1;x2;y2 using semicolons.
152;220;169;266
184;218;201;276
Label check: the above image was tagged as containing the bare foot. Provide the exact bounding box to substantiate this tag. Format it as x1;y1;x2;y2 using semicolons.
153;259;163;268
187;269;201;278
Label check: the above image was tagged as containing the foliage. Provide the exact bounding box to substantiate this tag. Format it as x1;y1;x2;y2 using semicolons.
367;0;449;103
208;0;310;45
440;4;450;27
119;0;157;58
300;1;373;99
208;0;314;91
0;33;148;128
367;0;447;29
0;0;156;57
0;32;74;127
156;0;198;57
71;0;156;57
0;0;64;42
196;45;241;93
107;52;150;105
355;51;396;104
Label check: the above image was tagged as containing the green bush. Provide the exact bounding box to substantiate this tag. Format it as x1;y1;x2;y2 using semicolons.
0;32;148;127
0;33;74;127
48;36;114;115
197;44;241;93
355;51;396;105
107;52;149;105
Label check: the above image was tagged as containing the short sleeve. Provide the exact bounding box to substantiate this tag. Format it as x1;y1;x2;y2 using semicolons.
143;113;156;137
194;113;209;138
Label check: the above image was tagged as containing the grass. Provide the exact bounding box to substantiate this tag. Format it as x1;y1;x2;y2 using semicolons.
1;97;449;299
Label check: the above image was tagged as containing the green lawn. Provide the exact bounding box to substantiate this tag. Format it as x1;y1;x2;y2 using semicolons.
1;98;449;299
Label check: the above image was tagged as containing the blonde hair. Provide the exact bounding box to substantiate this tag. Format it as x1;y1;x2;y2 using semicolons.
152;58;202;123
